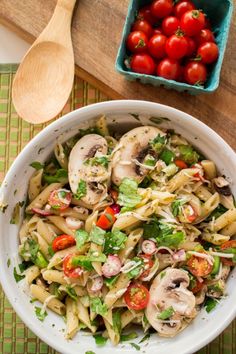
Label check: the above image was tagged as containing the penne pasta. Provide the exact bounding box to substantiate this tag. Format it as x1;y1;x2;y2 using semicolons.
65;296;79;339
30;284;66;315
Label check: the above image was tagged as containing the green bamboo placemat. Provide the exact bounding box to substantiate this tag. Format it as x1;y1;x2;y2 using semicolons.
0;64;235;354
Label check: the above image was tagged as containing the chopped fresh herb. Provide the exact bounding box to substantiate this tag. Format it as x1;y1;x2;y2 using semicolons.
43;169;68;184
179;145;199;165
30;161;44;170
204;297;218;313
35;306;48;321
90;297;108;316
127;257;144;279
159;148;175;165
156;229;185;249
158;306;174;320
74;179;87;200
7;258;11;267
139;333;150;343
65;286;78;301
75;229;89;249
72;253;106;271
143;216;160;239
90;226;106;246
120;332;138;342
20;239;48;268
130;343;141;351
104;229;127;255
104;275;119;289
118;178;142;210
113;310;122;335
150;134;167;152
93;334;108;346
85;156;109;169
171;199;186;217
145;158;156;166
13;267;25;282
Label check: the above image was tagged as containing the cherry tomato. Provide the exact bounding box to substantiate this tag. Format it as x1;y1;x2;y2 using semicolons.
175;159;188;169
185;37;197;57
63;254;83;278
48;189;72;211
138;5;156;25
153;27;163;35
132;20;153;38
205;18;212;30
52;234;76;252
96;206;116;230
124;283;150;310
190;279;204;294
130;53;156;75
187;255;213;277
165;33;188;60
139;254;154;280
180;10;206;37
197;42;219;64
162;16;180;36
184;61;207;85
151;0;173;19
195;29;215;46
220;240;236;250
174;0;196;19
157;58;181;81
126;31;148;53
148;34;167;59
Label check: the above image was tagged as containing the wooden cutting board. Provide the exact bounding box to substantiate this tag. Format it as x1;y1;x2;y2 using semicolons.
0;0;236;148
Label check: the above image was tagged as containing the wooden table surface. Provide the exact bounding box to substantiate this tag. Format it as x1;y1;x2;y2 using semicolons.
0;0;235;148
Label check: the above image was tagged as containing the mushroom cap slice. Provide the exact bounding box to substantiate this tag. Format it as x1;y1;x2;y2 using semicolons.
68;134;109;206
145;268;196;337
111;126;165;185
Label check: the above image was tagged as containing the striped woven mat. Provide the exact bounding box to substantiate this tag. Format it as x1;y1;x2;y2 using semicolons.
0;64;235;354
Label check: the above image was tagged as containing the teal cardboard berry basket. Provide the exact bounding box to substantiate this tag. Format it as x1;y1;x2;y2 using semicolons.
115;0;233;95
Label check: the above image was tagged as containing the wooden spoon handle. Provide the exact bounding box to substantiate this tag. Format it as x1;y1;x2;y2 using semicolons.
57;0;77;13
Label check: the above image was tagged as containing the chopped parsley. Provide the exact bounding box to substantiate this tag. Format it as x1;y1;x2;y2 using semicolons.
30;161;44;170
155;222;185;249
158;306;174;320
75;179;87;200
104;275;119;289
35;306;48;321
71;252;106;271
85;156;109;169
104;229;127;255
90;297;108;316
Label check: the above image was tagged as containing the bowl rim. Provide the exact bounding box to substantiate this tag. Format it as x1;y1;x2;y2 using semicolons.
0;99;236;354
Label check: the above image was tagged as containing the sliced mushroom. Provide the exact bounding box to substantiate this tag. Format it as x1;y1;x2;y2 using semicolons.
68;134;110;206
213;176;231;196
111;126;165;185
145;268;196;337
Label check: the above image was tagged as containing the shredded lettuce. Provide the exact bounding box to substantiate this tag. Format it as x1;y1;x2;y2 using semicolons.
104;229;127;255
179;145;199;165
118;178;142;210
90;226;106;246
71;252;106;271
171;199;186;217
155;222;185;249
75;229;89;249
143;216;160;239
126;257;144;279
90;297;108;316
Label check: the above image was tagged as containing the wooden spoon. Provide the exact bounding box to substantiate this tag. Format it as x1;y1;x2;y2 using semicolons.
12;0;77;124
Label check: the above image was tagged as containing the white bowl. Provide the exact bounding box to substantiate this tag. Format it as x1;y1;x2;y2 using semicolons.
0;100;235;354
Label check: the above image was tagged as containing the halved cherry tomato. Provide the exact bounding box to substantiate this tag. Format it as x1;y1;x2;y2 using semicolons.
187;255;213;277
96;206;116;230
175;159;188;169
48;189;72;211
52;234;76;252
124;283;150;310
139;254;154;280
190;279;204;294
221;240;236;250
182;204;198;222
63;254;83;278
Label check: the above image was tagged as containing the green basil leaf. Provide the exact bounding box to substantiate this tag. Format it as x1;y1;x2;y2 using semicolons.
90;297;108;316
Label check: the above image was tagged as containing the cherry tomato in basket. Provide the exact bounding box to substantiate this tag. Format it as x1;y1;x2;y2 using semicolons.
174;0;196;19
197;42;219;64
130;53;156;75
137;5;157;25
96;206;116;230
175;159;188;169
63;254;83;278
52;234;76;252
180;10;206;37
162;16;180;36
126;31;148;53
184;61;207;85
166;33;188;60
185;37;197;57
132;20;153;38
48;189;72;211
157;58;182;81
139;254;154;281
151;0;174;19
148;34;167;59
124;283;150;310
195;29;215;46
153;27;163;35
187;255;213;277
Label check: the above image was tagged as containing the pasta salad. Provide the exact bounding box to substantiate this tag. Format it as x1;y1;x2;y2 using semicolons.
15;116;236;345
